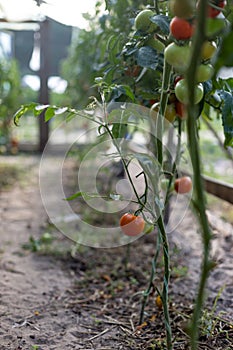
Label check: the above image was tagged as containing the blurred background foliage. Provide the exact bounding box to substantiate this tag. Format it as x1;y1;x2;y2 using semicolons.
0;58;21;150
61;0;157;108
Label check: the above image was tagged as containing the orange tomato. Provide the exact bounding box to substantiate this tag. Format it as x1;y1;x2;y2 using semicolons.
120;213;145;236
174;176;192;194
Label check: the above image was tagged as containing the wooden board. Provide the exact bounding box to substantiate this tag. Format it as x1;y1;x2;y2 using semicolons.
203;175;233;205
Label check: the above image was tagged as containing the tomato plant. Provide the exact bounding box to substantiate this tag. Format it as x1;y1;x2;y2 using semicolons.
120;213;145;236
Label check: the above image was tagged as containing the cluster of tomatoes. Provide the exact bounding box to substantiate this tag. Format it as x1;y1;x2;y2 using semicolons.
119;1;226;237
119;175;192;237
165;0;225;118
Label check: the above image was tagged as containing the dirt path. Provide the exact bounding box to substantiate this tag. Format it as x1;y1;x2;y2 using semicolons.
0;155;79;350
0;154;233;350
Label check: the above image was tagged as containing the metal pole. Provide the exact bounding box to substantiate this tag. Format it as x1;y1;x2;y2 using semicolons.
38;18;49;152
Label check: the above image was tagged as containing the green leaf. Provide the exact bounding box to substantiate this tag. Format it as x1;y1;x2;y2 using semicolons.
119;85;135;101
144;223;154;234
111;122;128;139
45;107;55;121
13;103;37;125
215;30;233;71
150;15;170;35
65;111;77;122
65;191;83;201
107;34;122;64
65;191;106;201
134;153;160;189
218;90;233;147
137;46;158;70
110;84;135;101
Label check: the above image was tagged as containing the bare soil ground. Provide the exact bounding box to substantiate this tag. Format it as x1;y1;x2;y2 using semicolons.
0;154;232;350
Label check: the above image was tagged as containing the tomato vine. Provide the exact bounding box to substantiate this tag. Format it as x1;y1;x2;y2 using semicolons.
14;0;233;349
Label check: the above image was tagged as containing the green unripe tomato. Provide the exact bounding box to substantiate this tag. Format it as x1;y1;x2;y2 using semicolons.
206;18;226;39
161;178;170;191
175;80;204;104
135;9;157;33
169;0;195;19
196;63;214;82
164;43;191;73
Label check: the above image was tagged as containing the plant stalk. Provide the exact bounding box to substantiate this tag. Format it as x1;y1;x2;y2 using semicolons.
149;43;173;350
186;0;213;348
139;231;161;324
152;61;172;165
157;215;172;350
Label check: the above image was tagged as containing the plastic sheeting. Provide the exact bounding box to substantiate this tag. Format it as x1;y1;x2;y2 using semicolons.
0;0;97;27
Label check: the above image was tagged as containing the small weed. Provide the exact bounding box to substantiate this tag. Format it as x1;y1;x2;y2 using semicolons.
22;233;54;252
172;265;188;278
199;285;227;338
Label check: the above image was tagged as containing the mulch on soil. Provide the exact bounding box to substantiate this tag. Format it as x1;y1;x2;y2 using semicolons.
61;229;233;350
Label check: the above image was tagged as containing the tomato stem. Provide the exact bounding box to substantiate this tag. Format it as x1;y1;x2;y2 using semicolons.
186;0;214;349
157;215;173;350
139;231;161;324
164;118;182;207
148;32;173;350
150;60;172;165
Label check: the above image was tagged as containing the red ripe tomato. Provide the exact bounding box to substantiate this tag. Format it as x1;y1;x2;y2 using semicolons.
120;213;145;236
174;176;192;194
207;0;226;17
175;100;186;119
149;99;157;106
125;65;141;77
170;17;194;40
174;75;183;86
